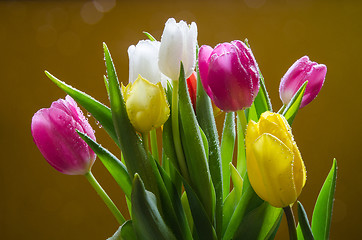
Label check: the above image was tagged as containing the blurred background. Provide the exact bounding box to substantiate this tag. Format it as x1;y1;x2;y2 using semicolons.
1;0;361;239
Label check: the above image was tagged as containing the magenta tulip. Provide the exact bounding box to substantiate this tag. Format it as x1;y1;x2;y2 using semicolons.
199;40;260;112
279;56;327;108
31;96;96;175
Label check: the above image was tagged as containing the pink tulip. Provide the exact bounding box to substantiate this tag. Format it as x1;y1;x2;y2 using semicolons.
279;56;327;108
199;40;260;112
31;96;96;175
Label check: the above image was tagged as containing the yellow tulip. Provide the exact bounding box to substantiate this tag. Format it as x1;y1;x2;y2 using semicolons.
122;75;170;133
245;111;306;208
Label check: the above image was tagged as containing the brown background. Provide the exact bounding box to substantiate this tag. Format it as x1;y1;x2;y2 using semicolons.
1;0;361;239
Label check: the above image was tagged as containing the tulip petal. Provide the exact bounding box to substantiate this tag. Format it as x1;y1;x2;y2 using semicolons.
245;120;259;149
125;76;170;133
301;63;327;108
182;21;197;79
292;142;306;196
159;18;183;80
258;112;294;150
207;51;254;111
198;45;214;97
128;40;166;87
249;133;297;208
232;40;260;97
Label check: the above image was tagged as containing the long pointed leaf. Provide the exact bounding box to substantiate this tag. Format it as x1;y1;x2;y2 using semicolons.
154;158;193;240
222;163;243;236
183;178;218;240
131;174;176;240
45;71;119;146
103;42;158;195
107;221;137;240
311;159;337;240
297;201;314;240
179;63;214;222
196;45;224;237
282;81;307;125
221;112;236;199
77;131;132;200
223;176;263;240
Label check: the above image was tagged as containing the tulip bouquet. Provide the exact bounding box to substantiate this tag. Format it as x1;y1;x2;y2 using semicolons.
32;18;336;240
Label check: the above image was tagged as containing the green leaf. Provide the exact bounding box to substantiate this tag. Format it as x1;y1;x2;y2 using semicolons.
221;112;236;199
131;174;177;240
104;75;110;96
257;205;283;240
199;126;209;160
143;31;156;41
162;84;182;194
179;62;214;222
231;193;283;239
297;201;314;240
222;163;243;236
183;178;218;240
253;70;273;118
223;176;263;240
311;159;337;240
245;103;258;122
107;221;137;240
282;81;307;125
120;221;137;240
107;226;122;240
77;131;132;200
45;71;119;147
153;156;193;240
196;44;224;237
103;42;159;195
181;192;194;233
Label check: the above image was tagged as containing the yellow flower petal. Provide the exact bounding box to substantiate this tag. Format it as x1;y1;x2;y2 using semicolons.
249;133;297;208
125;76;170;133
292;142;306;196
259;112;294;150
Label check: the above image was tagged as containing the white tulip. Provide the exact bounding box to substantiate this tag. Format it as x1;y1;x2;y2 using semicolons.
128;40;169;88
158;18;198;80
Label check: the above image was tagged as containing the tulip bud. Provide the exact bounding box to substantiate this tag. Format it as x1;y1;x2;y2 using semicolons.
31;96;96;175
246;111;306;208
279;56;327;108
186;72;197;111
158;18;197;80
199;40;260;112
122;75;170;133
128;40;169;88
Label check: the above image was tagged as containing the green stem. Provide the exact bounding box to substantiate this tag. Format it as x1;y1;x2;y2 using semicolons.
284;205;298;240
142;132;150;153
236;110;248;178
150;129;159;161
172;80;190;182
84;171;125;225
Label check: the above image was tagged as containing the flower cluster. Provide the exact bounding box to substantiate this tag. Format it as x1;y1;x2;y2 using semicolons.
32;18;335;240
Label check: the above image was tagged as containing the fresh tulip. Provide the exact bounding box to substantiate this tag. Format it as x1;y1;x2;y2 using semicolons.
128;40;169;88
158;18;197;80
122;75;170;133
31;96;96;175
199;40;260;112
245;111;306;208
279;56;327;108
186;72;197;111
